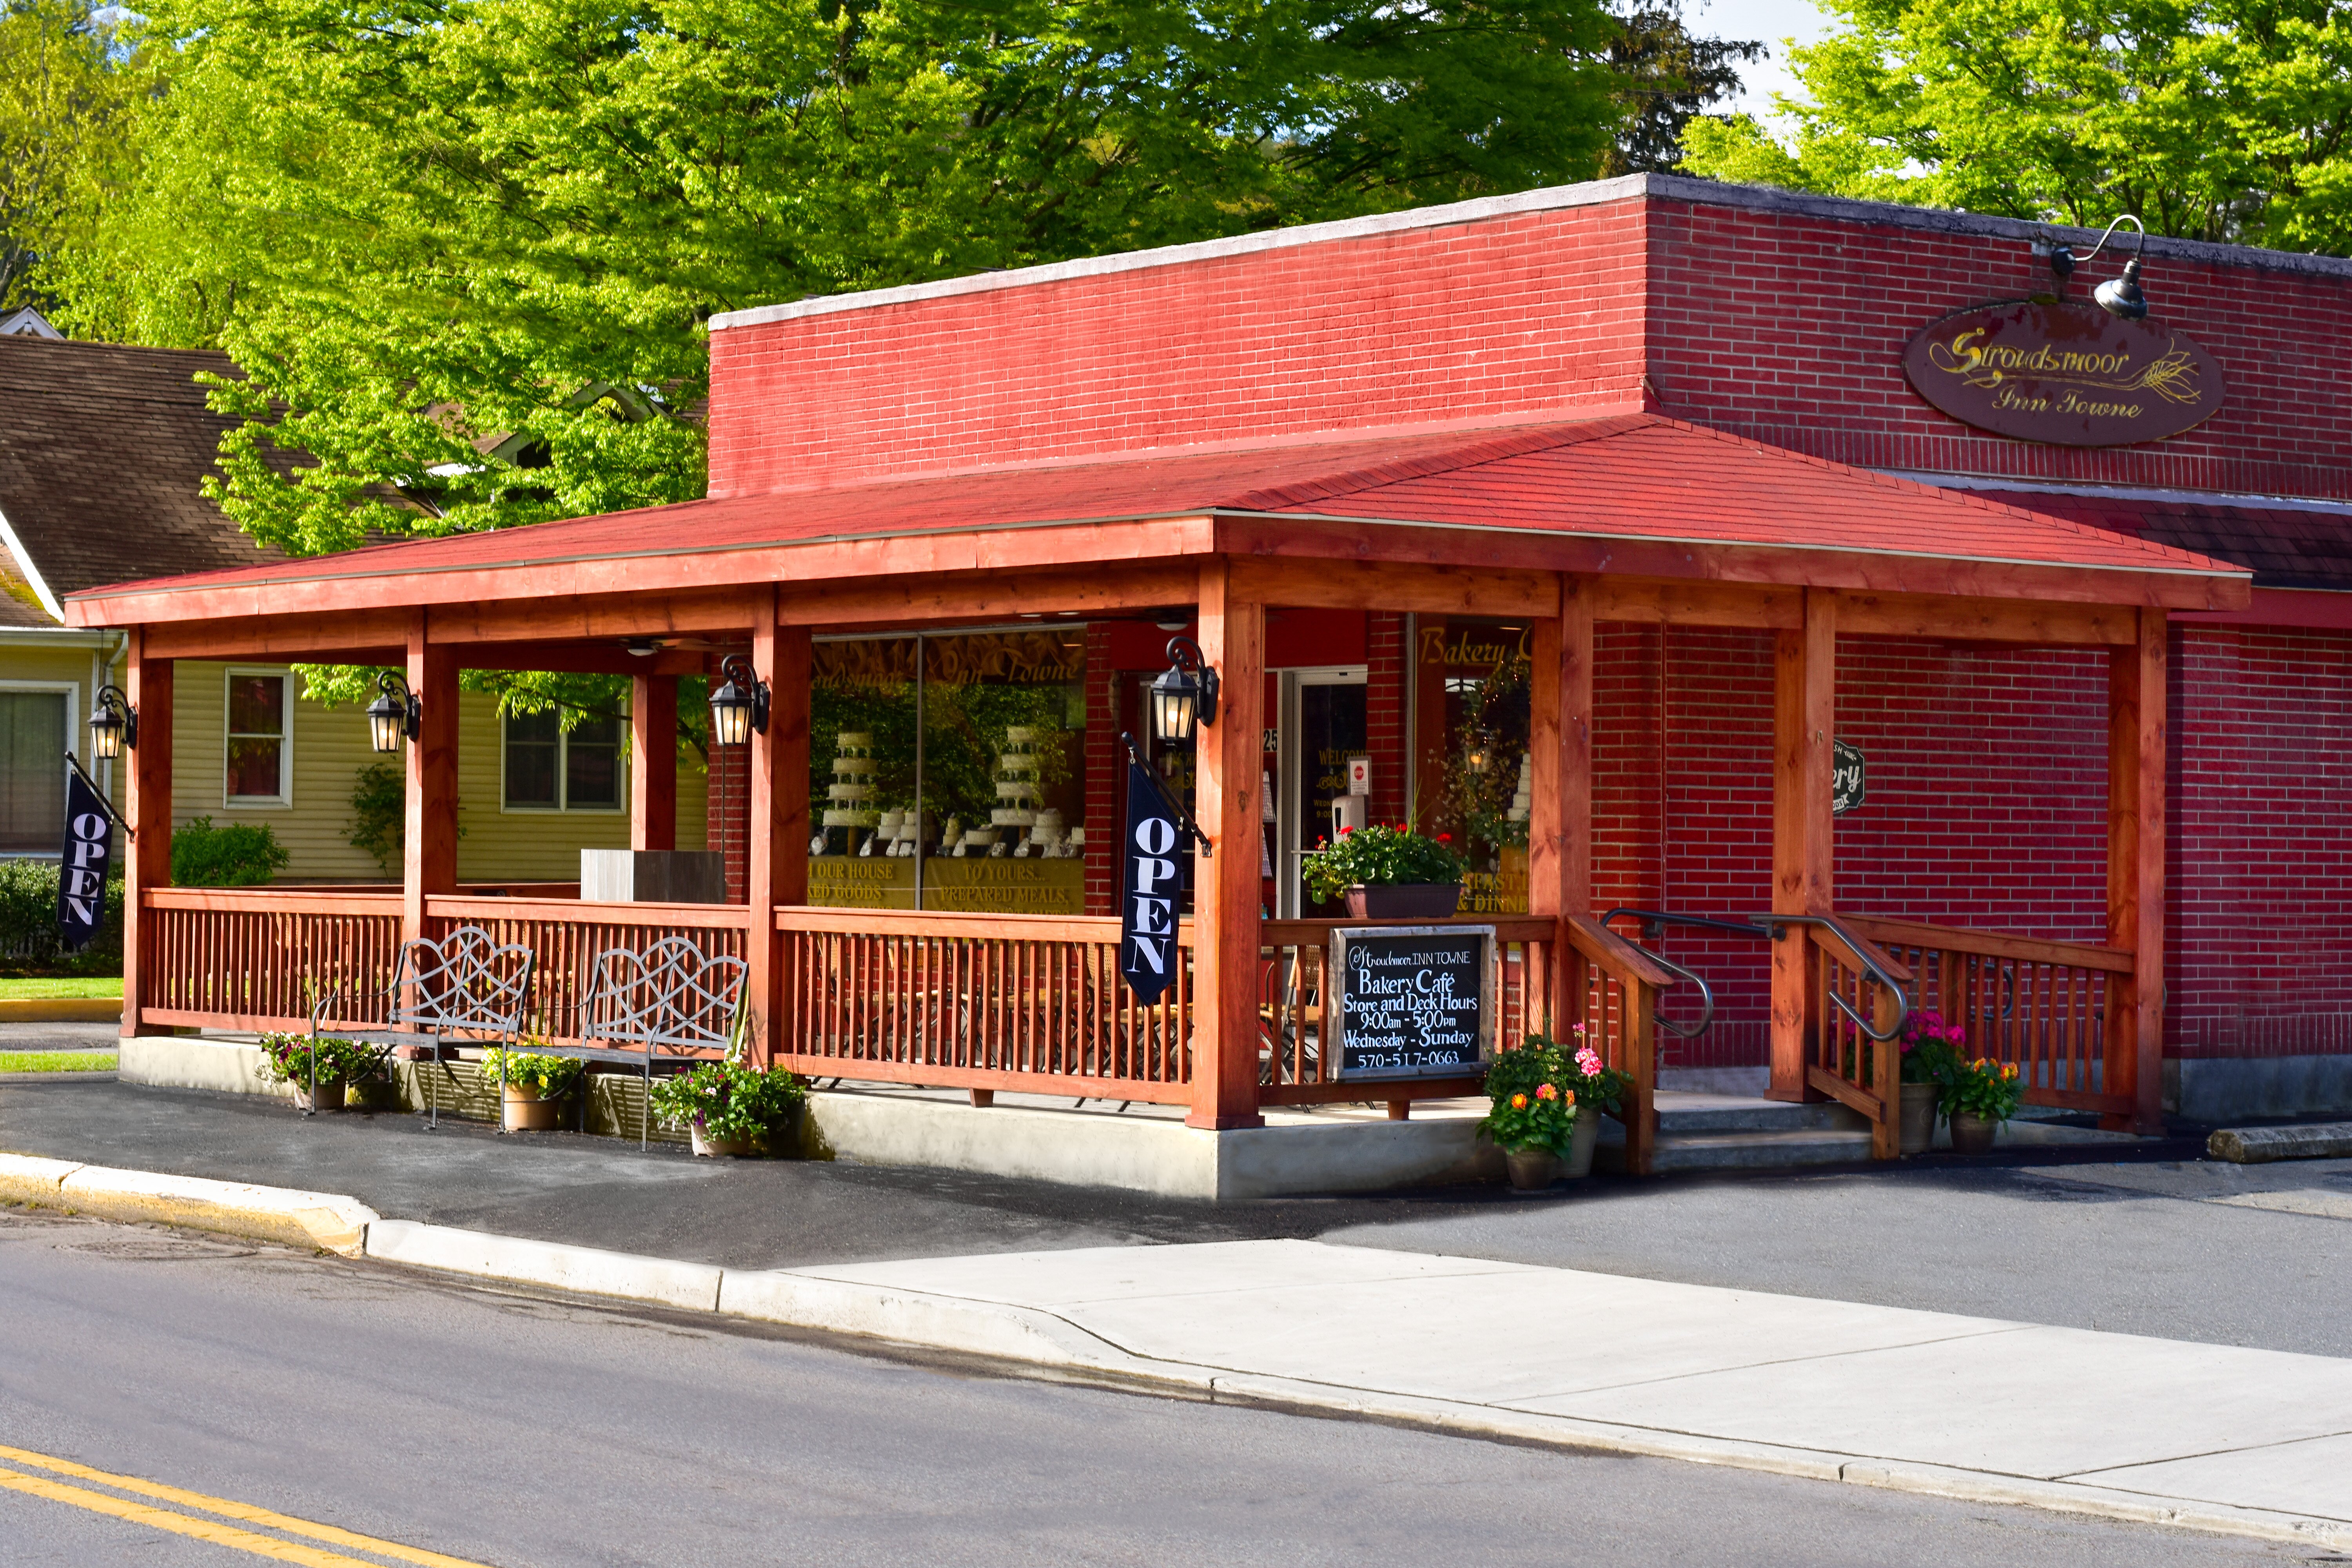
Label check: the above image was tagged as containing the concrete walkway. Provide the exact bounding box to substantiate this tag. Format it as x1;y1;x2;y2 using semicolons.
729;1237;2352;1547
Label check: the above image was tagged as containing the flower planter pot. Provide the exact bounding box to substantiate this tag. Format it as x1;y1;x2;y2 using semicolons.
1344;883;1461;920
1948;1111;2000;1154
690;1125;753;1158
1558;1113;1601;1180
1504;1147;1559;1191
1900;1082;1938;1155
502;1083;564;1132
294;1080;346;1113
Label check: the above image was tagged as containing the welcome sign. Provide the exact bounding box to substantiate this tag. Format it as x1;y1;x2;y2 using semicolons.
1120;759;1184;1003
1902;301;2224;446
56;768;113;952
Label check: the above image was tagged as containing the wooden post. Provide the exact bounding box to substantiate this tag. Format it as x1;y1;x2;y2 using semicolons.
1528;573;1594;1041
404;615;459;947
630;673;679;853
119;628;171;1039
1187;559;1266;1131
2106;608;2167;1134
1769;588;1837;1102
746;596;810;1069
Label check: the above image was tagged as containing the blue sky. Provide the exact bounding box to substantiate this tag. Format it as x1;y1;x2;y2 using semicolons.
1692;0;1838;122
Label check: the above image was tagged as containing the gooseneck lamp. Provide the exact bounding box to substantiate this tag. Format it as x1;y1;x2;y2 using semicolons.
2048;215;2151;320
366;671;422;754
88;684;137;760
709;654;769;748
1147;636;1219;746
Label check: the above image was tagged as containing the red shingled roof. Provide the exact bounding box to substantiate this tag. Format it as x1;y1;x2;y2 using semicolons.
68;414;2243;604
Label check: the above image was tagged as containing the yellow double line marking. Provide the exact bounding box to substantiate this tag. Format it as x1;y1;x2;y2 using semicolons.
0;1442;492;1566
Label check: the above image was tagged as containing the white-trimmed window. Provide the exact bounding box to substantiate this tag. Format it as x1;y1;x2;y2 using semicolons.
225;668;293;806
0;681;72;854
502;711;621;812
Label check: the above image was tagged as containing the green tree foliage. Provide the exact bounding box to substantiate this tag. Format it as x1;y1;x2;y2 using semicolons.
1679;0;2352;250
59;0;1634;559
0;0;159;311
1602;3;1761;175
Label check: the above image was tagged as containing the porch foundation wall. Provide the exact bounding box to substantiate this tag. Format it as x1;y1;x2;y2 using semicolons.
2165;1055;2352;1123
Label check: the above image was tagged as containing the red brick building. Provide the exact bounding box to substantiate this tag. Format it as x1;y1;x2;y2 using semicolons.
702;173;2351;1120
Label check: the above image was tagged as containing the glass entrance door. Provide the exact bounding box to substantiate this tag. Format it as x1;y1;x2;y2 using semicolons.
1272;665;1367;918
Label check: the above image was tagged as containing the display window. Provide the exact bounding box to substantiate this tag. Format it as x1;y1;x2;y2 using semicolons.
1412;617;1533;915
806;628;1089;913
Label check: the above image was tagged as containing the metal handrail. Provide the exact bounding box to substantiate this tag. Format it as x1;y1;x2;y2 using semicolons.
1596;907;1764;1040
1762;914;1912;1042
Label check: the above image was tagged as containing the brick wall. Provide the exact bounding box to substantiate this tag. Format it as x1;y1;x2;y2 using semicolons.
1367;612;1408;827
707;736;750;904
2171;623;2352;1058
1645;198;2352;497
709;204;1650;494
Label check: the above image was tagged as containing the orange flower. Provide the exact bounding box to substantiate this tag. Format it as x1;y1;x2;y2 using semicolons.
1564;1089;1577;1107
1535;1083;1558;1102
1510;1093;1528;1110
2002;1062;2019;1080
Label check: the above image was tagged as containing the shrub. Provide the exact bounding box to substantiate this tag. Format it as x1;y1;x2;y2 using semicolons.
1479;1036;1579;1156
1942;1056;2025;1123
649;1059;806;1146
171;817;291;887
347;762;403;874
0;859;124;976
257;1031;374;1086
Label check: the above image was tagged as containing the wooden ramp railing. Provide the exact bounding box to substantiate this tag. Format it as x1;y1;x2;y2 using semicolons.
1842;916;2135;1121
1565;915;1669;1174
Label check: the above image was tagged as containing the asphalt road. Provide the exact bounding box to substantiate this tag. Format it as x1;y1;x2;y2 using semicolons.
7;1075;2350;1356
0;1208;2320;1568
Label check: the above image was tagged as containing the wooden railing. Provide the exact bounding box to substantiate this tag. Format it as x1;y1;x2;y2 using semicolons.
1257;917;1557;1107
1564;915;1668;1174
142;888;404;1033
774;907;1196;1103
1798;917;1914;1158
1843;916;2134;1120
422;896;751;1041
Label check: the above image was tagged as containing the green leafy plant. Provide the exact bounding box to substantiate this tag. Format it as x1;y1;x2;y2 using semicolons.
1942;1056;2024;1123
1479;1036;1579;1155
1439;654;1531;859
1899;1008;1967;1086
477;1045;584;1099
1553;1025;1633;1114
1300;823;1465;904
256;1031;370;1086
0;859;123;976
648;1059;806;1147
346;762;403;875
170;817;290;887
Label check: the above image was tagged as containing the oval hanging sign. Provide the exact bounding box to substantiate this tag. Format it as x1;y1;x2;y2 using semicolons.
1902;301;2224;447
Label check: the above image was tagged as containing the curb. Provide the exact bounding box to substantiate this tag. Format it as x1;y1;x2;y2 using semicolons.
0;1153;376;1256
0;999;123;1024
5;1156;2347;1553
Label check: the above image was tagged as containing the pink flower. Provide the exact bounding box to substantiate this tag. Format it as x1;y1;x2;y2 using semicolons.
1575;1045;1603;1077
1535;1082;1558;1102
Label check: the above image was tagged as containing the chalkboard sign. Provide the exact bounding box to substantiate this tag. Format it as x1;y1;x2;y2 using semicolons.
1331;925;1494;1080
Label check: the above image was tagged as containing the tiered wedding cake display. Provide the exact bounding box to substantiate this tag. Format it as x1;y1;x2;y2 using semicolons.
822;732;882;846
989;726;1041;852
1504;750;1534;828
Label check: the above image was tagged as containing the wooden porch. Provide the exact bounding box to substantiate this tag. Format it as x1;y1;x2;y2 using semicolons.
68;415;2248;1176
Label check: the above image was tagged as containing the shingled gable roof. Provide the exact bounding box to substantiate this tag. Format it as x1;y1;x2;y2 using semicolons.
0;337;277;621
64;413;2246;617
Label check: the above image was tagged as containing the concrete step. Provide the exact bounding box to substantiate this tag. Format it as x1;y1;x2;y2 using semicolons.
1643;1127;1877;1173
1651;1093;1870;1134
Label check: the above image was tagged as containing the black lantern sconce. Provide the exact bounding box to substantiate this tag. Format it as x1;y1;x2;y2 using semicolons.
365;671;422;755
1147;637;1220;747
2049;216;2151;320
88;684;137;760
709;655;770;748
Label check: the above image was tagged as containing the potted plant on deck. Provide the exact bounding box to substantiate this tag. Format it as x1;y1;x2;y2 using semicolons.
477;1045;585;1132
1897;1009;1967;1155
1555;1027;1632;1178
1479;1036;1579;1190
648;1058;808;1156
1300;822;1465;919
1941;1056;2023;1154
258;1032;365;1112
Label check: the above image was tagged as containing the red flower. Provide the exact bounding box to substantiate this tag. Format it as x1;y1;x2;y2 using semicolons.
1437;833;1452;843
1339;825;1353;835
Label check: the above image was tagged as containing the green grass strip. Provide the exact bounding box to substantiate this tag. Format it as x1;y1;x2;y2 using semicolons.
0;1052;118;1073
0;978;124;1000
